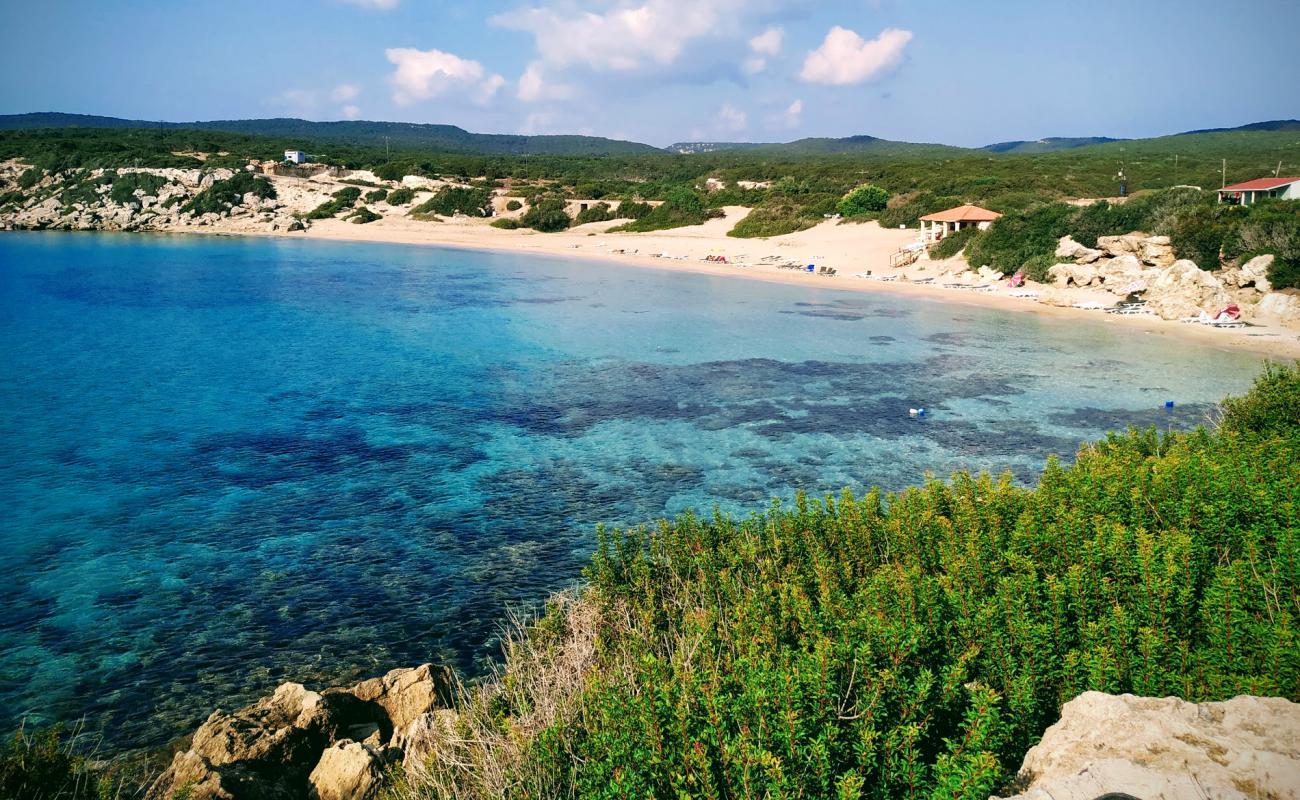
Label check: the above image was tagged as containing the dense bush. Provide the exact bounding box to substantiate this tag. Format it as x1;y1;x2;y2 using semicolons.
410;186;492;218
878;193;962;229
410;365;1300;800
838;183;889;217
1019;253;1057;283
930;226;980;260
18;168;41;189
520;198;572;232
728;203;820;238
491;217;522;230
299;186;361;220
613;188;718;232
574;202;615;225
505;199;522;212
349;206;381;224
618;200;653;220
383;187;414;206
964;202;1074;273
181;171;275;216
0;724;120;799
364;188;388;203
108;172;169;204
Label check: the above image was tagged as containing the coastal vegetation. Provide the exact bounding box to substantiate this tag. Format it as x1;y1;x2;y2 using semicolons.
612;188;718;233
838;183;890;217
180;171;274;216
519;198;572;232
391;364;1300;800
410;186;493;218
574;202;616;225
299;186;362;220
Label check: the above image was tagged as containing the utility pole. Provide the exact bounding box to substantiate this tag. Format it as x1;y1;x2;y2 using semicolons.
1276;160;1284;178
1221;159;1226;188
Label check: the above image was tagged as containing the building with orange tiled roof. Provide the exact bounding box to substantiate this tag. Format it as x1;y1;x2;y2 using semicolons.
918;204;1002;242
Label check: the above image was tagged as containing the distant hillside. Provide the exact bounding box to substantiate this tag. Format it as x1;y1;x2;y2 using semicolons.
1178;119;1300;135
0;112;663;157
666;142;768;155
750;134;969;158
982;136;1122;154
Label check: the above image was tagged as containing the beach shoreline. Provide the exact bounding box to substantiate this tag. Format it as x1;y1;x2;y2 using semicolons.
151;210;1300;361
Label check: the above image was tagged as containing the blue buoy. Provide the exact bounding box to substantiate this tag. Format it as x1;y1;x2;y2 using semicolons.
1165;400;1175;409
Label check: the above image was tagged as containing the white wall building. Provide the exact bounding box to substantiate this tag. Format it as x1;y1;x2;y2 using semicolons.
1217;176;1300;205
284;150;308;165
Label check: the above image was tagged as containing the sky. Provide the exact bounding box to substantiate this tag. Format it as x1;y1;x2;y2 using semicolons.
2;0;1298;148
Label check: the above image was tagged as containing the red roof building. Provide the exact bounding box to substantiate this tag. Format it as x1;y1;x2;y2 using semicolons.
1217;176;1300;205
919;204;1002;241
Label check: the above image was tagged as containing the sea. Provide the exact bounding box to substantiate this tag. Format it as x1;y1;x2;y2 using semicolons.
0;231;1264;751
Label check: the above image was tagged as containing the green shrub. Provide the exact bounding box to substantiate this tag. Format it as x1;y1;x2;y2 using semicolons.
838;183;889;217
878;193;962;229
613;188;717;232
505;199;522;212
410;186;492;218
364;188;388;203
1169;205;1227;269
1019;252;1057;283
182;172;275;216
930;226;980;259
574;202;615;225
108;172;169;204
386;187;416;206
520;198;571;232
420;366;1300;799
349;206;381;224
18;168;41;189
0;724;119;800
298;187;361;221
964;202;1073;273
618;200;652;220
728;203;819;238
491;217;521;230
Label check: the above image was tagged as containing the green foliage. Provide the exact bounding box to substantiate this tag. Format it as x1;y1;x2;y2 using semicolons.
1019;253;1056;283
1219;362;1300;438
349;206;381;224
574;202;615;225
618;200;652;219
427;366;1300;799
878;193;962;229
490;217;521;230
728;203;820;238
520;198;571;232
0;724;117;800
363;188;388;203
1169;205;1228;269
613;188;717;232
181;172;275;216
18;168;41;189
964;203;1074;272
838;183;890;217
410;186;492;217
108;172;168;204
930;226;980;260
385;187;416;206
298;186;361;220
505;199;522;212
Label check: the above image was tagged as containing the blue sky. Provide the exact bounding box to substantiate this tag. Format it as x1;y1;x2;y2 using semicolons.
3;0;1297;147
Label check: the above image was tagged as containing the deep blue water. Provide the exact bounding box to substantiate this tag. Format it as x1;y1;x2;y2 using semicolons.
0;231;1264;751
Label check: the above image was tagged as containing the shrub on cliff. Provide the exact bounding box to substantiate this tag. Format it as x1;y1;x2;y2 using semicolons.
408;365;1300;800
182;172;275;216
385;187;416;206
930;226;980;259
574;202;615;225
0;724;122;799
410;186;492;218
299;186;362;220
728;203;820;238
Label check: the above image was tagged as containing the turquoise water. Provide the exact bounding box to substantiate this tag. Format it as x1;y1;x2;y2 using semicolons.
0;231;1263;751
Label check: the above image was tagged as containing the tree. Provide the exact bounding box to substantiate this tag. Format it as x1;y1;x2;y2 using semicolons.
521;198;571;232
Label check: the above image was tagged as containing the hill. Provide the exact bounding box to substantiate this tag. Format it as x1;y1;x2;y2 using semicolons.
982;136;1122;154
1179;119;1300;135
0;112;663;157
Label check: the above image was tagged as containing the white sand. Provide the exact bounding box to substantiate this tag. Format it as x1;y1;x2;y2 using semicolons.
176;176;1300;360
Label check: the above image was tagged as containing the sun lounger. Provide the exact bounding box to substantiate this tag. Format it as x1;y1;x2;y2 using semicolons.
1072;302;1107;310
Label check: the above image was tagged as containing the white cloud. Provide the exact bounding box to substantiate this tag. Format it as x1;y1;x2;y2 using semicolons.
385;47;505;106
492;0;767;73
342;104;362;120
330;83;361;102
799;26;912;86
517;61;575;102
270;88;322;116
749;26;783;57
717;103;747;134
781;98;802;127
339;0;399;9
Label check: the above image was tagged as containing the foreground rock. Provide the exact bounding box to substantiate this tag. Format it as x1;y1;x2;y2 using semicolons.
994;692;1300;800
147;665;455;800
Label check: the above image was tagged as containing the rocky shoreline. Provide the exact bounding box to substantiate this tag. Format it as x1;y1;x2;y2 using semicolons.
146;664;457;800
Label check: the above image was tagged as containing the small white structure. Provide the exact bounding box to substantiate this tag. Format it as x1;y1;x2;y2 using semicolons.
1217;176;1300;205
919;204;1002;242
284;150;308;165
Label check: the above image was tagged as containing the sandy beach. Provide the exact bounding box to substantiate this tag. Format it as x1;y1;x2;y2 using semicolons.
206;195;1300;361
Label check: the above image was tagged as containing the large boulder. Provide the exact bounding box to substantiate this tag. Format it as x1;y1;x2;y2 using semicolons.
1055;236;1104;264
1222;254;1274;293
147;665;455;800
1145;259;1231;320
1048;263;1099;288
307;741;385;800
1139;234;1176;267
1257;291;1300;327
994;692;1300;800
1097;233;1148;258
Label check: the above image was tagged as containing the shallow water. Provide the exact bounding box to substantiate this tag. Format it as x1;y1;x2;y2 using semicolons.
0;231;1263;751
